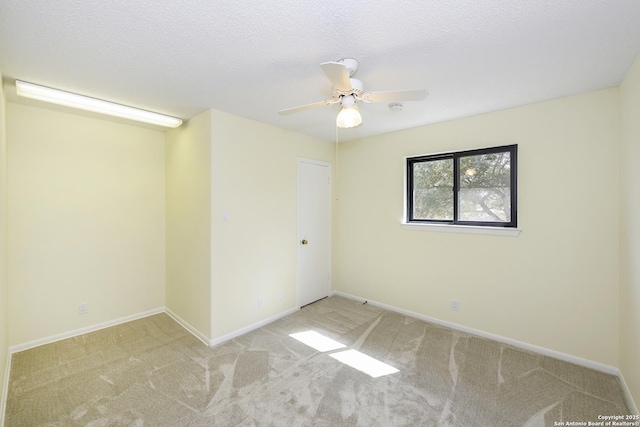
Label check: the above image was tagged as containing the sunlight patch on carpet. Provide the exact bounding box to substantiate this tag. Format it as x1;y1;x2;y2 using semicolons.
289;331;346;352
330;350;399;378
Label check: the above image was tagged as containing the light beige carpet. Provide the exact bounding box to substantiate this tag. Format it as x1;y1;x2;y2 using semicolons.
5;296;631;426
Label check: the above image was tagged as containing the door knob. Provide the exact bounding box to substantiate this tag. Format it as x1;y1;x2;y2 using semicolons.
301;239;308;245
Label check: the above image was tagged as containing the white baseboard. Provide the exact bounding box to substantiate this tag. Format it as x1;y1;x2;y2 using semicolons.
8;307;165;354
331;291;640;412
164;306;300;348
1;350;10;427
7;305;301;354
164;307;210;346
209;307;299;347
331;291;618;373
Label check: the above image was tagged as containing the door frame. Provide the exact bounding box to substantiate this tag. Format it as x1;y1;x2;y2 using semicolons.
297;157;332;308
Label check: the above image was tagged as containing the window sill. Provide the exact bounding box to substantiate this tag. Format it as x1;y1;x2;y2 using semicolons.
402;222;521;237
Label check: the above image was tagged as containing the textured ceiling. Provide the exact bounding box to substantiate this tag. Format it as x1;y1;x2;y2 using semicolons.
1;1;639;142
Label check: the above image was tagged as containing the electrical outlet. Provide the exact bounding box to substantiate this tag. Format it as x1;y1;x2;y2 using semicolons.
277;292;283;301
451;300;459;312
78;302;88;315
258;298;264;310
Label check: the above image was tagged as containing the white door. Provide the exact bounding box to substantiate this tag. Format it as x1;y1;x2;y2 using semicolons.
298;158;331;307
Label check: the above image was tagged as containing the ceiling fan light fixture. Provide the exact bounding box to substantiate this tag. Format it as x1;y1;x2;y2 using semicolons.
336;95;362;129
336;105;362;128
278;59;428;131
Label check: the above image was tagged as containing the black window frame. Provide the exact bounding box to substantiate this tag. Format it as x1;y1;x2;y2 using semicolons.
406;144;518;228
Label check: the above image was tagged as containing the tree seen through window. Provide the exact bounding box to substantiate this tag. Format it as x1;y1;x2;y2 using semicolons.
407;145;517;227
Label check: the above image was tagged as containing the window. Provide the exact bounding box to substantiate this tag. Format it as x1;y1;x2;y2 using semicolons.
406;145;517;227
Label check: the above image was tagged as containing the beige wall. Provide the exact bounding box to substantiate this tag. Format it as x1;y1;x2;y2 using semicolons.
7;103;166;346
620;55;640;408
0;75;9;413
165;108;334;341
209;109;333;339
165;109;213;339
335;88;620;366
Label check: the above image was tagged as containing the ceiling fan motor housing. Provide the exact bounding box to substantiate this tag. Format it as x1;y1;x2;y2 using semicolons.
333;78;364;100
338;58;359;77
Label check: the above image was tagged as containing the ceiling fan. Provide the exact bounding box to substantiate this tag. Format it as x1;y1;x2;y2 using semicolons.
278;58;428;129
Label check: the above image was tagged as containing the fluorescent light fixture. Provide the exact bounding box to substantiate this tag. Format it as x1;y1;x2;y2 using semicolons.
336;95;362;129
329;350;399;378
15;80;183;128
289;331;346;352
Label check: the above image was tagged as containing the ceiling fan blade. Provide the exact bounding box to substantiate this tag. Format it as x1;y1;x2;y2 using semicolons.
278;99;338;115
320;62;352;92
361;89;428;103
